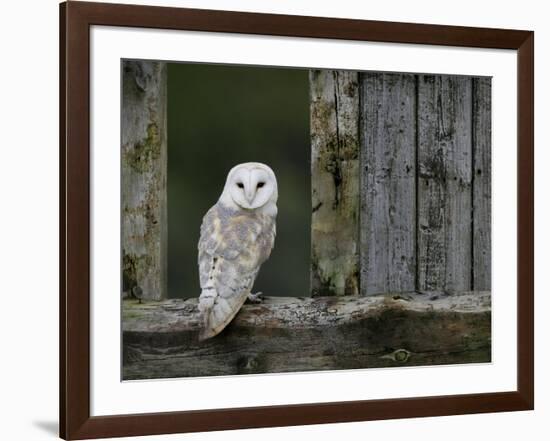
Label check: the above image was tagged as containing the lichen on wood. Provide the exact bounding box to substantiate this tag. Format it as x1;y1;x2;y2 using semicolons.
310;70;360;297
121;60;167;300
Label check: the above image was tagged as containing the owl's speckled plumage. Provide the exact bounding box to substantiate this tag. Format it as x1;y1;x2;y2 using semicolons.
198;163;277;340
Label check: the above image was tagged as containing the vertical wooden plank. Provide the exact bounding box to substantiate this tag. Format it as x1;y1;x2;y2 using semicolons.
310;70;360;296
360;73;416;295
472;77;492;290
417;75;472;292
121;60;168;300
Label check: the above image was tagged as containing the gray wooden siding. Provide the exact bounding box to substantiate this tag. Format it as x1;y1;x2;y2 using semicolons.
361;73;417;295
417;75;473;292
472;77;492;291
311;71;491;296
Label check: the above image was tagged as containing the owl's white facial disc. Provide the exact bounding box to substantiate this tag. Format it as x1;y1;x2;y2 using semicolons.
224;163;277;210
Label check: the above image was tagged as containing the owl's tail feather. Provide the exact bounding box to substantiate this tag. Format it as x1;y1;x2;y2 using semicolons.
198;288;249;341
199;310;215;341
198;288;216;341
198;312;215;341
199;324;216;341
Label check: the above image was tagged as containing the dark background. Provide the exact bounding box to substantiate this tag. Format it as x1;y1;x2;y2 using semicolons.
167;63;310;298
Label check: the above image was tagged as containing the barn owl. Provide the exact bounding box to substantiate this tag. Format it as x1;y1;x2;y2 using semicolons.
198;162;277;340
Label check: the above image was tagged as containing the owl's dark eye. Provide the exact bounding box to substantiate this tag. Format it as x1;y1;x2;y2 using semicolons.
237;182;244;189
257;182;265;188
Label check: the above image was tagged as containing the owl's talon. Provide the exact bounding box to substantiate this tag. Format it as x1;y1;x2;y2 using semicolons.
247;292;264;304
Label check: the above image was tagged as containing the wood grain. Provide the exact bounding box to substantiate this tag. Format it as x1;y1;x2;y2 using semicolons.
310;70;360;296
361;73;417;295
417;75;473;291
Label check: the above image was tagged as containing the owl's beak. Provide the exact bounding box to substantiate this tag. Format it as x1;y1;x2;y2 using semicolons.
245;189;255;204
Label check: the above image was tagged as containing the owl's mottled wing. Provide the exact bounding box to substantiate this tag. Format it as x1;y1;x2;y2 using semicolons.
198;204;274;340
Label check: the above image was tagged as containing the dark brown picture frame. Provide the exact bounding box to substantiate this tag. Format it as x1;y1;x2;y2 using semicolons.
60;1;534;439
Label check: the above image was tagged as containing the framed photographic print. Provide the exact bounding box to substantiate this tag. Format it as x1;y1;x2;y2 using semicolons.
60;1;534;439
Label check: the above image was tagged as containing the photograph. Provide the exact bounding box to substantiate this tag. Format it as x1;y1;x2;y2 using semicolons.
121;60;492;380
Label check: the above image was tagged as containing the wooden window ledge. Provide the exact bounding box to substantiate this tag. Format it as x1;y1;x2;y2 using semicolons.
123;291;490;380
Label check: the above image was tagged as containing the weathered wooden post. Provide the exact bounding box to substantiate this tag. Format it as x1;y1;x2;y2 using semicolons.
121;60;167;300
309;70;360;296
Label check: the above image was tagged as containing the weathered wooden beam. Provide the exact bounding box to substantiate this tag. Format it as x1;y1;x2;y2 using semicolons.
121;60;167;300
310;70;360;296
361;73;417;295
472;77;492;290
123;291;490;379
